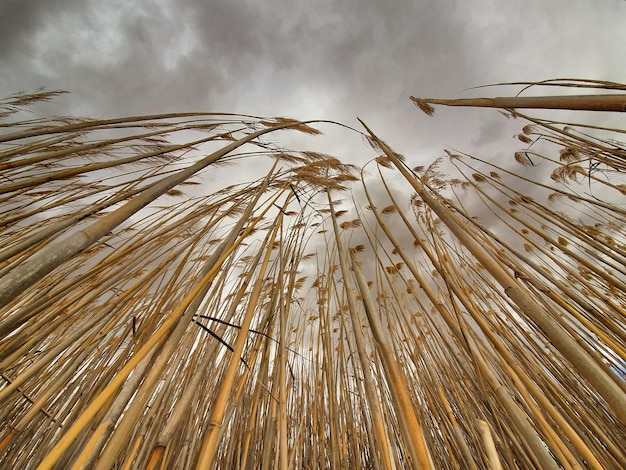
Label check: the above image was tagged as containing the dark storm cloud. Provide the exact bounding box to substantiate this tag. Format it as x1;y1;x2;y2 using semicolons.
1;0;255;116
0;0;476;121
0;0;73;60
0;0;623;157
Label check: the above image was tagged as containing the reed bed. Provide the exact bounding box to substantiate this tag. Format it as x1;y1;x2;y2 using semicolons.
0;80;624;469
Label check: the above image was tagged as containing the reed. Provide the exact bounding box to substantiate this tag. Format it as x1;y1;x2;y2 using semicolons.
0;81;624;468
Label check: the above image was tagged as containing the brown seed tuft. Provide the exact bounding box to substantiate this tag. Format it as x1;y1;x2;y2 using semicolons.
559;147;579;163
376;155;393;168
410;96;435;116
514;152;533;166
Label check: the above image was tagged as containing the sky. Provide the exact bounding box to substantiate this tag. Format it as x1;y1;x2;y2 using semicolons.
1;0;623;247
0;0;624;225
2;0;624;140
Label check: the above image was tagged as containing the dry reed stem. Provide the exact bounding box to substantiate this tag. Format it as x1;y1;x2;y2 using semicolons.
0;86;624;469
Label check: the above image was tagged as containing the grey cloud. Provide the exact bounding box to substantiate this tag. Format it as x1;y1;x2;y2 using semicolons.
0;0;623;155
0;0;74;60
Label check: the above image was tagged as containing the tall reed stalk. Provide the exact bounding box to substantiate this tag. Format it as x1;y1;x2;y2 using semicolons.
0;81;624;468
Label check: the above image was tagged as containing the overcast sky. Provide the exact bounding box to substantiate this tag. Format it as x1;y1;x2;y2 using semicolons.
2;2;623;118
1;0;624;192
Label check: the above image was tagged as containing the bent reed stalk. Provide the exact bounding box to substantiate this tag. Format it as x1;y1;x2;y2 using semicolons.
0;82;624;469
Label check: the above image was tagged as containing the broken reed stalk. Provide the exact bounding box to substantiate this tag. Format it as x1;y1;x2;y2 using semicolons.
479;420;503;470
438;388;477;470
410;94;626;113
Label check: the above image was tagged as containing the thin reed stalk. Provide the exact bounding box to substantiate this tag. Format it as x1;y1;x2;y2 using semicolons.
0;84;624;469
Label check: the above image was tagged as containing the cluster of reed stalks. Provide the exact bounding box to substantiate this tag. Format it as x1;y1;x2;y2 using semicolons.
0;80;624;469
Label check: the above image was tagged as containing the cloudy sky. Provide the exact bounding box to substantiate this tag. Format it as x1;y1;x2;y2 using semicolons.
0;3;621;338
1;0;624;174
